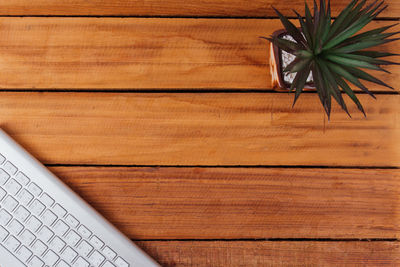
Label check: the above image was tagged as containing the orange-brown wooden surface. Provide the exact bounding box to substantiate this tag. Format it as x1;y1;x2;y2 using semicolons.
0;0;397;18
0;18;397;90
1;1;399;265
1;92;398;167
50;167;400;239
137;241;400;266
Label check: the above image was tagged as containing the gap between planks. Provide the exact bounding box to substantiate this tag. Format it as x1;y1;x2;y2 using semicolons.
0;89;397;95
45;164;400;169
136;241;400;266
130;238;399;242
0;15;396;20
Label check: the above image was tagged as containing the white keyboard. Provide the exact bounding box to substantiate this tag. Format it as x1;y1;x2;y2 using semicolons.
0;129;159;267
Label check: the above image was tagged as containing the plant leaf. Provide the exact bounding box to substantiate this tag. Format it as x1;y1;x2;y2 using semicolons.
294;10;312;49
328;0;367;40
332;72;366;116
317;59;350;116
260;36;302;54
272;6;306;47
344;66;394;90
295;49;313;58
313;0;320;36
291;64;312;107
312;62;331;117
324;15;375;50
284;57;312;73
353;51;400;58
325;54;391;72
325;61;375;98
328;0;358;39
337;23;399;46
283;57;301;73
333;53;400;66
331;38;400;53
320;0;332;45
304;2;314;47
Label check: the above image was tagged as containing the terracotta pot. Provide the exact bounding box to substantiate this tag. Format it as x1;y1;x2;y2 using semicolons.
269;29;315;91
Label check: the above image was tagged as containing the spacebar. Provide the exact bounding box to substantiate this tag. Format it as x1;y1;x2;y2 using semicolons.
0;244;26;267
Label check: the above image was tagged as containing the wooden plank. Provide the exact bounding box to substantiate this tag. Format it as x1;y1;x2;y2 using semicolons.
0;18;397;90
0;0;398;18
50;167;400;239
1;92;399;166
138;241;400;266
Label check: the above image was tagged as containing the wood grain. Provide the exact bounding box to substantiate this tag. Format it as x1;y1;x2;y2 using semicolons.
0;0;397;18
1;92;399;166
50;167;400;239
0;18;397;90
138;241;400;266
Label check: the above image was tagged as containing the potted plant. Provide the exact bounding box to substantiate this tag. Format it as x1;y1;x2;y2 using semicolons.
263;0;399;117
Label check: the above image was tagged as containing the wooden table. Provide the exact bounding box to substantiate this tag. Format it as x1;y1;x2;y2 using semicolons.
0;0;399;265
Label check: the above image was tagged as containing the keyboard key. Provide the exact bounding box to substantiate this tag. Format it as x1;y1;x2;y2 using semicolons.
50;236;66;253
14;205;31;222
0;209;12;225
4;235;21;252
65;230;81;246
56;260;70;267
0;187;6;200
28;182;42;197
54;220;69;236
26;216;42;232
62;246;78;263
77;225;92;239
41;209;58;225
37;225;54;242
31;239;47;256
43;249;60;265
72;257;89;267
53;203;67;217
77;240;93;257
15;172;30;186
90;235;104;249
15;245;33;262
40;193;55;207
19;229;35;245
17;189;34;205
30;199;46;215
3;195;18;211
103;262;116;267
65;214;79;228
0;169;10;185
4;161;18;175
0;225;9;241
88;250;105;266
8;219;23;235
115;257;129;267
0;154;5;164
5;178;22;195
103;246;117;260
28;256;44;267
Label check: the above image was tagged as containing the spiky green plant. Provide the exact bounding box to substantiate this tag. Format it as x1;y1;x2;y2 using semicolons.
264;0;399;117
